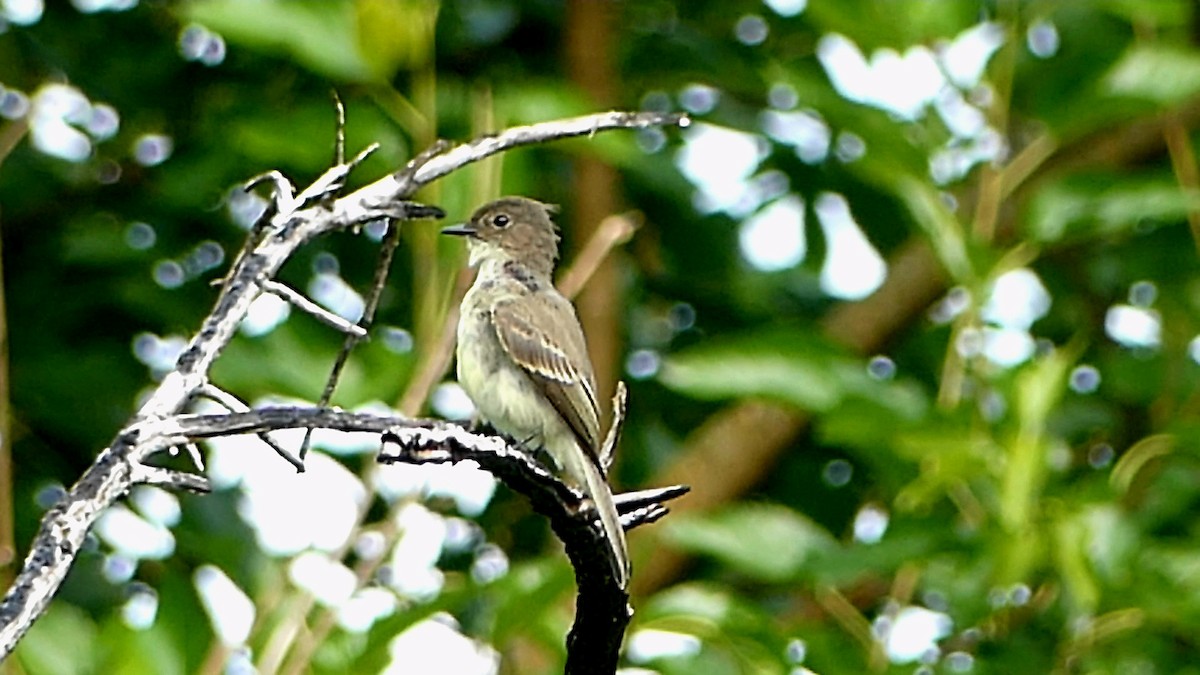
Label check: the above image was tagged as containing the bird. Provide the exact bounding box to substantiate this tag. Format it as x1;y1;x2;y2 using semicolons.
442;196;630;589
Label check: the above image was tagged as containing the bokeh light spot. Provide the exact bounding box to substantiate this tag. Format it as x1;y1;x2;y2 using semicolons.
815;192;886;299
241;292;290;337
381;326;415;354
431;382;476;420
822;459;853;487
735;14;769;45
1088;443;1115;469
768;82;799;110
679;83;719;114
195;565;255;646
1129;280;1157;308
626;349;661;380
853;503;889;543
739;195;806;271
1026;19;1060;58
867;355;895;380
125;221;156;250
1069;364;1101;394
152;260;184;288
1105;305;1161;348
764;0;806;17
133;133;173;166
121;586;158;630
627;629;703;663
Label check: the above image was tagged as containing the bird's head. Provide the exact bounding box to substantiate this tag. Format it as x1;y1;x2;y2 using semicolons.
441;196;561;274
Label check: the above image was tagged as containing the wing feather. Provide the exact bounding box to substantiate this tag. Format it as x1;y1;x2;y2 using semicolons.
490;297;602;461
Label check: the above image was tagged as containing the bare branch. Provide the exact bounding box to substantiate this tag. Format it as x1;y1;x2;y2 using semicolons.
261;280;368;338
195;384;302;471
396;111;688;190
346;141;380;171
129;464;211;493
154;407;684;527
376;415;687;672
243;170;296;209
613;485;690;518
180;443;206;473
196;383;249;412
301;213;407;461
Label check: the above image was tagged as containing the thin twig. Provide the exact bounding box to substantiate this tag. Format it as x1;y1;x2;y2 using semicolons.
294;144;378;208
128;464;211;493
261;280;367;338
297;142;458;462
299;217;409;461
391;112;687;192
333;91;346;166
196;384;302;471
280;201;448;669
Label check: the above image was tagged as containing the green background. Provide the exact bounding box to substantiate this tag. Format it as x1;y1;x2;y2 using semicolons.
2;0;1200;673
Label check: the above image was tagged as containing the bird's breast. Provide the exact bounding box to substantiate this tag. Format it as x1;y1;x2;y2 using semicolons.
455;299;559;444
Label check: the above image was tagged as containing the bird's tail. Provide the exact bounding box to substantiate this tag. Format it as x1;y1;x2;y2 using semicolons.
580;456;630;589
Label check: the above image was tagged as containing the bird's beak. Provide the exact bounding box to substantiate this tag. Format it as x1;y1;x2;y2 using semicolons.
440;223;476;237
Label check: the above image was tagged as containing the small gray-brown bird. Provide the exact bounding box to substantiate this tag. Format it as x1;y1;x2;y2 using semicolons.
443;196;630;588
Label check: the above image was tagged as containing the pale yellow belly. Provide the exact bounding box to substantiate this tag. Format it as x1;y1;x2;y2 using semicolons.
456;310;563;447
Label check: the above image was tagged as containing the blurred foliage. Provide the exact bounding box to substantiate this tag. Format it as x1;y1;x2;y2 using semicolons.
3;0;1200;673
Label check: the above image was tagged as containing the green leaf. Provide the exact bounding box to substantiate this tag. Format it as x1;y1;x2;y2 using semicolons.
354;0;438;76
1143;544;1200;593
894;175;974;284
1096;0;1192;26
643;584;740;625
805;521;949;587
99;622;187;675
1054;510;1102;615
803;0;982;51
1015;342;1081;435
1105;45;1200;104
180;0;378;81
1024;174;1200;243
1080;504;1138;586
659;329;843;410
659;327;929;418
637;584;793;675
486;558;577;648
1000;344;1081;536
893;424;1000;512
15;603;98;675
662;504;836;582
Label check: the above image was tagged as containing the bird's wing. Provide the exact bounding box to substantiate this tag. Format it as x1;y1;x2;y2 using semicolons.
490;295;602;461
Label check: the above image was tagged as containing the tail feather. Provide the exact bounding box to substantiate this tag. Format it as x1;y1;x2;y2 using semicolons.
580;457;630;589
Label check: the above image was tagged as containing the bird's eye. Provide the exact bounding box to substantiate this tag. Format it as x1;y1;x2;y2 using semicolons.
493;214;510;228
